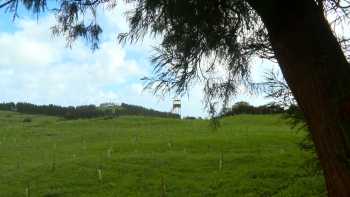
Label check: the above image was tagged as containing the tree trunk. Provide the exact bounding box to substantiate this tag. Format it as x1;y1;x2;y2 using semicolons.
248;0;350;196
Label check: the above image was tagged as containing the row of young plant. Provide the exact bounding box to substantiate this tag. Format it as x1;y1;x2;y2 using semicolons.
0;115;299;196
3;124;292;196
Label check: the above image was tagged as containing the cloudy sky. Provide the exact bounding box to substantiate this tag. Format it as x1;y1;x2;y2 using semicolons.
0;2;276;118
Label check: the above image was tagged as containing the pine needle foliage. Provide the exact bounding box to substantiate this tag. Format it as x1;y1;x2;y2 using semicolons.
258;68;322;173
2;0;350;117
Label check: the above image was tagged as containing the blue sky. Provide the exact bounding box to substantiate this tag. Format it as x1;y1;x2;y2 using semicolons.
0;2;277;118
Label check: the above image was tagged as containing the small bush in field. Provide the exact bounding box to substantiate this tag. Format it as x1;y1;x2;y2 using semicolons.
43;120;51;124
184;116;196;120
23;118;32;123
6;114;12;117
64;113;76;120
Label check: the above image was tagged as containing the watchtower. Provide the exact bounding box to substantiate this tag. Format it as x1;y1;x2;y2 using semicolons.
172;100;181;118
166;100;181;118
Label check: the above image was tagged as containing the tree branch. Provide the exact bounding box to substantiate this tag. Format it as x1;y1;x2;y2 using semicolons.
76;0;99;6
0;0;13;8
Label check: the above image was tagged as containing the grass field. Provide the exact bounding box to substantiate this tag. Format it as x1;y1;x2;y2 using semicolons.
96;106;125;112
0;110;62;125
0;110;327;196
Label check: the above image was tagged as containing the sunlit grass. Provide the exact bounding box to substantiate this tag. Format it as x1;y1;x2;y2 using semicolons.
0;111;327;196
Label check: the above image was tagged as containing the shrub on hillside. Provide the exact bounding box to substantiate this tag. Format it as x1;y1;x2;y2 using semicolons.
184;116;196;120
23;118;32;123
6;114;12;117
64;112;76;120
43;120;51;124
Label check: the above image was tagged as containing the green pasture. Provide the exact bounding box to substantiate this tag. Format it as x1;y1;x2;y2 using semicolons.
0;110;327;196
0;110;62;125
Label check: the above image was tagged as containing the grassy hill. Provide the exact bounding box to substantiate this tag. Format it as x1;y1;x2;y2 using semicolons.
0;110;327;196
0;110;62;125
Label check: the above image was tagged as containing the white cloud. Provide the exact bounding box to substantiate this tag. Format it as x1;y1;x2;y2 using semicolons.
0;12;150;107
130;83;144;95
103;3;132;33
101;3;162;56
79;90;119;105
0;16;66;67
0;2;277;118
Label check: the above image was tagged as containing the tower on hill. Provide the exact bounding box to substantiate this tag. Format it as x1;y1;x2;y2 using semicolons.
166;100;181;119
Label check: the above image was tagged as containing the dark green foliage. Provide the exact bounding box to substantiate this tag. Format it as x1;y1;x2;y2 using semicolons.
222;101;284;116
0;102;16;111
282;104;307;132
183;116;196;120
132;0;265;113
15;102;103;119
282;105;322;173
114;103;178;118
0;101;175;119
99;102;119;107
259;68;321;173
23;117;32;122
257;68;296;108
50;0;104;51
0;0;47;21
208;116;221;132
64;112;76;120
208;102;221;132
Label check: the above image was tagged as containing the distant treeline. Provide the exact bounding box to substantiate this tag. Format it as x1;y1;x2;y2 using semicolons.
99;102;120;107
116;103;179;118
0;102;16;111
220;101;285;117
15;102;105;119
0;102;176;119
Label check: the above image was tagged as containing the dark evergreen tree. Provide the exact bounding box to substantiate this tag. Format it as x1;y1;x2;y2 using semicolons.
116;103;176;118
0;102;16;110
222;101;284;116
